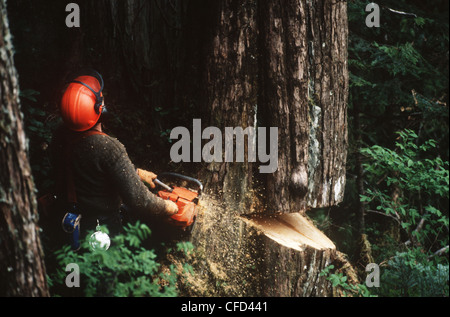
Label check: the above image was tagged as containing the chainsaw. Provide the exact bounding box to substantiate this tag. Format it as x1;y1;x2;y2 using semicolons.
154;172;202;230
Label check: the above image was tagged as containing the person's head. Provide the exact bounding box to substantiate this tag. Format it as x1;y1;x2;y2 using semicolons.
60;70;106;131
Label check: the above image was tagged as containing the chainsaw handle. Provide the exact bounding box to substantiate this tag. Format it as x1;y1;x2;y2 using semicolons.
158;172;203;194
154;179;173;192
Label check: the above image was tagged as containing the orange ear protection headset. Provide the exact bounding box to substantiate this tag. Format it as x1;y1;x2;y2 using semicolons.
69;70;105;115
60;70;107;131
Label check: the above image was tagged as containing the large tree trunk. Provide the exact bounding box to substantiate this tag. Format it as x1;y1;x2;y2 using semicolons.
189;0;349;296
257;0;348;296
188;0;261;296
0;0;49;297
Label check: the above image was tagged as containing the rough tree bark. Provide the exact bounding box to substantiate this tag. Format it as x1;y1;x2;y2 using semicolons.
253;1;348;295
189;0;349;296
189;0;261;296
259;0;348;212
0;0;49;297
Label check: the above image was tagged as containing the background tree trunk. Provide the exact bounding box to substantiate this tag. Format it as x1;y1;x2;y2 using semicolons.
89;0;205;167
0;0;49;297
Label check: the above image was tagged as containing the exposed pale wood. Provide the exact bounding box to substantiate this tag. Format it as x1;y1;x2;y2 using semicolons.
241;212;335;252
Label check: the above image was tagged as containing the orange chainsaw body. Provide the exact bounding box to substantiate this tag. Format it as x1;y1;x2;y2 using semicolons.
158;186;199;228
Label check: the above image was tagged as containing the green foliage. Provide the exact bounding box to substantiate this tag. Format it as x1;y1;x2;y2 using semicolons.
372;42;425;78
340;1;449;265
49;221;194;297
336;2;449;298
347;0;449;155
20;88;40;103
357;130;449;297
378;250;449;297
361;129;449;248
321;250;449;297
20;88;61;193
320;265;374;297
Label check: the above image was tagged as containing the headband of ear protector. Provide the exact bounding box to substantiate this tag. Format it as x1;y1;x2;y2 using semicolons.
69;69;106;115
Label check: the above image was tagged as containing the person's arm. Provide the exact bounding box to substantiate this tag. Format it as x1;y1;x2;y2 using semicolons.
136;168;178;214
103;137;177;217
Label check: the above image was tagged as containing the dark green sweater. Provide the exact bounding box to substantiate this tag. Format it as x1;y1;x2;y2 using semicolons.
51;126;167;229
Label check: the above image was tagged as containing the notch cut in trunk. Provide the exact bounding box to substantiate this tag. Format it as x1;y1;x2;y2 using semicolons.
240;212;335;252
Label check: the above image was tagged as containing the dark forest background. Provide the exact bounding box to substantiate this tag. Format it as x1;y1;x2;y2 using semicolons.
4;0;449;296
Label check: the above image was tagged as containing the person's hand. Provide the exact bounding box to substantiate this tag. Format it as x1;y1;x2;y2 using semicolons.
137;168;157;189
164;200;179;216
